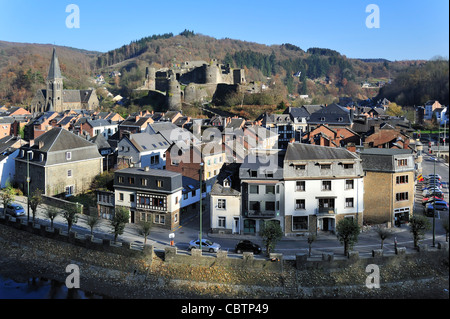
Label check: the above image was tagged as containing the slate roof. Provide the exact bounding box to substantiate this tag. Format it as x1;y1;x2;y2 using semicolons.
359;148;414;172
47;48;62;80
307;103;352;125
283;106;310;119
32;127;99;153
129;132;170;152
284;142;358;161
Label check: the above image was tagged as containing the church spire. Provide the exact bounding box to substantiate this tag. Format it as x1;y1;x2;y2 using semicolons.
47;47;62;80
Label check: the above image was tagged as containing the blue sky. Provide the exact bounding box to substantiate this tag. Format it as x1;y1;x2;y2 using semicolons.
0;0;448;61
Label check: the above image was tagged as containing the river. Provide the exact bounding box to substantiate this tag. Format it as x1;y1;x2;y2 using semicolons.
0;275;108;299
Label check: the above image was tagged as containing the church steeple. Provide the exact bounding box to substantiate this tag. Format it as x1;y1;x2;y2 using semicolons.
46;48;63;112
47;47;62;80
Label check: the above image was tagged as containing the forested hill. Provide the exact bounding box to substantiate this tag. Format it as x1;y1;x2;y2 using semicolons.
92;30;422;104
375;58;449;106
0;30;443;108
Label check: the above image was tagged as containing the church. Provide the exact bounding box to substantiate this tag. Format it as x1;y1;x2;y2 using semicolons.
30;48;99;113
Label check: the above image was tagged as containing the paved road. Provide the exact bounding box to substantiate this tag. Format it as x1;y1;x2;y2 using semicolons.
4;150;448;259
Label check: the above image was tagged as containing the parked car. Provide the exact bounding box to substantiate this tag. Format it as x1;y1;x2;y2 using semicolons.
235;240;262;254
423;188;444;197
5;203;25;217
426;174;442;181
188;239;221;253
426;200;449;215
422;195;444;205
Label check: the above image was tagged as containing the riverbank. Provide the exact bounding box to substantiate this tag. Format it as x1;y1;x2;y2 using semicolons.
0;223;449;299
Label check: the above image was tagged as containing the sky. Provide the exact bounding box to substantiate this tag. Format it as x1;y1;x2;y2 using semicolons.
0;0;448;61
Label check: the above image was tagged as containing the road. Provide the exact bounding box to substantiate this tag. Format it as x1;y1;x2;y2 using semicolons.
4;149;449;259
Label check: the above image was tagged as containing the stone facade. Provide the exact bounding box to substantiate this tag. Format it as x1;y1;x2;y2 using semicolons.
31;48;99;113
14;127;103;197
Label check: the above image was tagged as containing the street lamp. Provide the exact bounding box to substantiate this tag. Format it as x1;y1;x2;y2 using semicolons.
199;162;204;250
26;150;33;222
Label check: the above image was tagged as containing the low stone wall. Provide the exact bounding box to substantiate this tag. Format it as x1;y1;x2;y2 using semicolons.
164;246;284;272
1;213;448;274
295;243;449;270
0;214;153;260
41;195;84;213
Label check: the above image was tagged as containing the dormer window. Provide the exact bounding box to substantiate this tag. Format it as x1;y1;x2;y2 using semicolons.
223;178;231;188
320;117;325;121
66;152;72;160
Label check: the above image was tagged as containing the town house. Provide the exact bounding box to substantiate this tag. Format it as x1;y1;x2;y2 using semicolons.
283;143;364;235
113;167;182;229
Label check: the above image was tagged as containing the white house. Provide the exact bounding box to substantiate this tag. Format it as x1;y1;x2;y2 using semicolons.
117;132;169;169
0;136;26;188
210;164;241;234
283;143;364;235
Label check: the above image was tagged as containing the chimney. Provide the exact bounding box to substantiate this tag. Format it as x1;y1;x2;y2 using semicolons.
144;166;150;171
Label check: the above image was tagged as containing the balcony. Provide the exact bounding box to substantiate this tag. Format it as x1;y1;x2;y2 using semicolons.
316;207;336;216
245;210;277;218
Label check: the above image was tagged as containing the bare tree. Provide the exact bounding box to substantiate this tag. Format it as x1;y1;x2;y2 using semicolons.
375;226;392;249
87;213;100;236
45;206;59;229
307;233;317;257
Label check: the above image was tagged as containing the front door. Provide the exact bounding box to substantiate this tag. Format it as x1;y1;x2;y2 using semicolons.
233;217;240;234
244;219;256;234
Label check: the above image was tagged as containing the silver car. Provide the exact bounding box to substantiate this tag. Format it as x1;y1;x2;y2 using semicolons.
188;239;221;253
5;203;25;217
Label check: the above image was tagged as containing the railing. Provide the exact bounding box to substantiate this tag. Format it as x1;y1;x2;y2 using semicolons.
245;210;277;218
316;207;336;215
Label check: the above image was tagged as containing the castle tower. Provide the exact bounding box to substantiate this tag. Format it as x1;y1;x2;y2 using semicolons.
45;48;63;112
144;66;156;90
166;75;182;112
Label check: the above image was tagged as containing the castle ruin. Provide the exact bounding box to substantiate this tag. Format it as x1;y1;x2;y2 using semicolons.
137;59;247;111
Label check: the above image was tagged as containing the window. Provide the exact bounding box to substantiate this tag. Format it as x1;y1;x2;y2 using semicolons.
397;159;408;166
396;192;409;201
66;152;72;160
130;194;135;202
320;164;331;170
345;198;354;208
266;185;275;194
396;175;409;184
128;177;135;184
265;201;275;211
251;170;257;177
141;178;148;186
249;185;259;194
293;216;308;231
295;199;306;210
295;164;306;170
343;163;353;169
118;176;124;183
150;155;160;165
218;216;226;228
67;169;72;177
266;171;274;178
154;214;165;225
157;180;164;188
65;185;74;196
119;193;124;201
218;199;226;209
249;201;260;211
322;181;332;191
345;180;354;190
296;181;305;191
